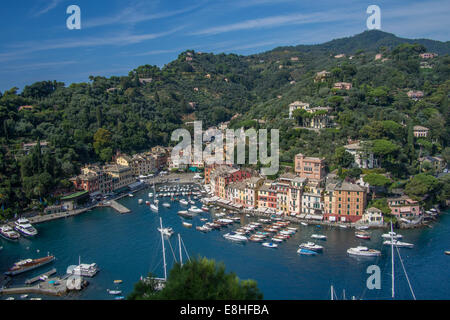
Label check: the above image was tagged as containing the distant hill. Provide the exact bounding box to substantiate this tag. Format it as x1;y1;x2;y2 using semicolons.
272;30;450;55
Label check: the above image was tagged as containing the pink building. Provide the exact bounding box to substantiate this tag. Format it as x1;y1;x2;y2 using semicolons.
387;196;421;218
294;154;326;183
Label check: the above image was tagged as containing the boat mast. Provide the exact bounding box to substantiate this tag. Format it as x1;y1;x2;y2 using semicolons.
391;221;395;299
160;217;167;281
330;285;334;300
178;233;183;266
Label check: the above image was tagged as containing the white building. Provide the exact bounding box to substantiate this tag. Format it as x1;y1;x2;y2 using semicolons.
344;141;379;169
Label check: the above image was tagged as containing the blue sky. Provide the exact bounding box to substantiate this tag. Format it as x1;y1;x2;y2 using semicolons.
0;0;449;92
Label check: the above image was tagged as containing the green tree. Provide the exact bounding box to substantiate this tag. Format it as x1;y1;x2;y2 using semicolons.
128;257;263;300
405;173;439;200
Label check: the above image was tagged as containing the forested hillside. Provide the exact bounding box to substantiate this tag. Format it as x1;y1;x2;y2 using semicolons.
0;30;449;216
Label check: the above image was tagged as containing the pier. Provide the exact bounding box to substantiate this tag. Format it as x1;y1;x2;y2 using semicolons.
0;276;67;296
25;268;57;285
100;200;131;214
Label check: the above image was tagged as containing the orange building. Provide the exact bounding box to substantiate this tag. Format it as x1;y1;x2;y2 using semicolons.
324;181;367;223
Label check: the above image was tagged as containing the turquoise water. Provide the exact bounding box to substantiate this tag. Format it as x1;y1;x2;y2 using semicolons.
1;187;449;300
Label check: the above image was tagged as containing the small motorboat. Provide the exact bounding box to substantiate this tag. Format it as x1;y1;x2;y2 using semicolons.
188;206;203;214
128;193;134;197
157;227;174;237
107;289;122;295
196;225;211;232
311;234;327;240
338;224;348;229
383;239;414;248
179;199;189;206
115;296;125;300
178;210;195;218
0;225;20;241
355;225;369;230
201;207;209;212
114;280;123;284
162;202;171;208
138;199;143;204
445;251;450;255
150;203;159;212
355;231;371;240
182;222;193;228
299;242;323;252
223;232;248;242
382;232;402;239
347;246;381;257
297;248;318;255
262;242;278;248
300;222;308;226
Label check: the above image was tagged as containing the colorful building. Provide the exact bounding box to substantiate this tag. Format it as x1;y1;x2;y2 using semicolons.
294;153;326;183
324;181;367;223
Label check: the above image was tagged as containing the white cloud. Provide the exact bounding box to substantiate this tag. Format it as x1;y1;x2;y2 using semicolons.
33;0;64;17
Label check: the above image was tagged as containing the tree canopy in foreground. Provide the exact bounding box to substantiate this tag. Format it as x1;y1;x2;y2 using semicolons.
127;257;263;300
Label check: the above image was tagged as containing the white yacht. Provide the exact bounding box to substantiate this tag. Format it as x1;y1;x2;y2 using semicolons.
299;242;323;252
150;203;159;212
157;227;174;237
347;246;381;257
14;218;38;237
311;234;327;240
188;206;203;214
179;199;189;206
223;232;248;242
138;199;143;204
66;262;99;277
0;225;20;241
383;239;414;248
382;232;403;239
162;202;171;208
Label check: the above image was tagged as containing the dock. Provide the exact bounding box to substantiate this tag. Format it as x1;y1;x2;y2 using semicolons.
101;200;131;214
0;276;67;296
25;268;57;285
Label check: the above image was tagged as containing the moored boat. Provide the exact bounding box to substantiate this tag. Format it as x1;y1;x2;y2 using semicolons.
67;262;99;277
162;202;171;208
0;225;20;241
157;227;174;237
5;255;55;276
299;242;323;252
177;210;195;218
297;248;318;255
262;242;278;248
188;206;203;214
347;246;381;257
223;232;248;242
382;232;402;239
355;231;371;240
311;234;327;240
383;239;414;248
14;218;37;237
182;222;193;228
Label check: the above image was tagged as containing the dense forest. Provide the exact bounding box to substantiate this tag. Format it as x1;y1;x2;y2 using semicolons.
0;30;449;218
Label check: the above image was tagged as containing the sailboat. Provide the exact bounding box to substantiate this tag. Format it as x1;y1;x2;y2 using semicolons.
389;222;416;300
150;181;159;212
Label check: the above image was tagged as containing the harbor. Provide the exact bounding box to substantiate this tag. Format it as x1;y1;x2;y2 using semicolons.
0;184;449;300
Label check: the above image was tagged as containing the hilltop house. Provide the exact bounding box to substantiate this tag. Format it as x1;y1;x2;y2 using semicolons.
314;70;331;83
288;101;310;119
333;82;352;90
344;141;379;169
407;90;424;101
413;125;429;138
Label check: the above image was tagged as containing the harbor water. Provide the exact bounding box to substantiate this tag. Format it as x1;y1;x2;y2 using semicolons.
1;186;449;300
